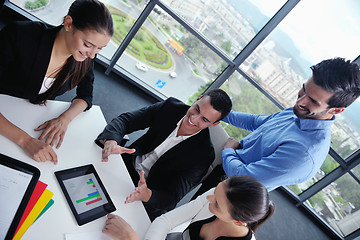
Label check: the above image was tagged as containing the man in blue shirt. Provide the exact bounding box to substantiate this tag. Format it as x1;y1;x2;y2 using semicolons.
194;57;360;196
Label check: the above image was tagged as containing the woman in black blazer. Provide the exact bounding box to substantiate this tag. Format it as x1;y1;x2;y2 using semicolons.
0;0;113;163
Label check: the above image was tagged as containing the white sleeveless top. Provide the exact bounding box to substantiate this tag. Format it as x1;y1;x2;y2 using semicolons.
39;76;55;94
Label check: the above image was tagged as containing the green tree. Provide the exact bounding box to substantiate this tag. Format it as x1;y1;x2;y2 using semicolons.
320;155;339;174
308;191;327;209
221;40;232;54
187;72;280;142
175;25;185;33
216;62;228;75
288;185;302;195
25;0;48;10
186;82;211;105
353;166;360;177
335;175;360;210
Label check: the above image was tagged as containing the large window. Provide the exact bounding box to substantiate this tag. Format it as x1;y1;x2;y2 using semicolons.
219;71;280;141
161;0;286;58
239;0;360;190
241;0;360;153
115;8;227;101
5;0;360;238
306;173;360;237
102;1;145;61
233;1;360;237
9;0;73;25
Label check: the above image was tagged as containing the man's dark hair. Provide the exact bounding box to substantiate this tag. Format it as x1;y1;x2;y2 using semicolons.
202;89;232;122
311;57;360;108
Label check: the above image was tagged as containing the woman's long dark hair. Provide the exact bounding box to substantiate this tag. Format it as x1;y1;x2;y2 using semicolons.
225;175;275;233
32;0;113;104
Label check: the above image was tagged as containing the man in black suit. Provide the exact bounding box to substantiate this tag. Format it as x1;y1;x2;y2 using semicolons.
95;89;232;220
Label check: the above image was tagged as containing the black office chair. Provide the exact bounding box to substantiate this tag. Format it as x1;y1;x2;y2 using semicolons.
0;0;5;12
0;0;7;30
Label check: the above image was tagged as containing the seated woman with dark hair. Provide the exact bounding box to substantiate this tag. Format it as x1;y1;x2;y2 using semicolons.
0;0;113;164
103;175;275;240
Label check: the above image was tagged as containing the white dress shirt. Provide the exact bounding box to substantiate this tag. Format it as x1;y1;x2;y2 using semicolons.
38;76;55;94
135;118;198;178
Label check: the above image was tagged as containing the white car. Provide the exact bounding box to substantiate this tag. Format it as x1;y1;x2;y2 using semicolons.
136;62;148;72
169;72;177;78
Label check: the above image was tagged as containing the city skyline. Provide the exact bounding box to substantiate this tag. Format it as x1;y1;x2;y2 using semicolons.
249;0;360;63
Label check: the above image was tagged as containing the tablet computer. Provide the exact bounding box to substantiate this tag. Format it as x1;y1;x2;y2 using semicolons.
55;164;116;226
0;153;40;240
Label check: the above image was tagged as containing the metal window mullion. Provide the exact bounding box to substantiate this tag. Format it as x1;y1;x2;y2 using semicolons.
349;171;360;185
105;0;159;75
298;149;360;202
209;0;300;92
211;67;284;110
349;150;360;163
206;65;236;90
343;149;360;165
4;1;42;21
237;68;284;109
297;166;348;202
295;201;344;240
231;0;300;68
156;1;233;66
329;147;348;168
353;55;360;65
347;152;360;184
345;228;360;240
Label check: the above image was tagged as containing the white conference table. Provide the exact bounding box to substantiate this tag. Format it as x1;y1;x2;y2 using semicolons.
0;94;151;240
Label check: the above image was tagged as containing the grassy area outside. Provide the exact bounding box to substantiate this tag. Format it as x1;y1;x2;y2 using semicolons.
25;0;48;10
193;69;200;76
108;6;173;70
288;185;302;195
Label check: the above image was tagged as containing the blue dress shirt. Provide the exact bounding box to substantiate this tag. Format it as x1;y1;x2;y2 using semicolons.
221;108;334;191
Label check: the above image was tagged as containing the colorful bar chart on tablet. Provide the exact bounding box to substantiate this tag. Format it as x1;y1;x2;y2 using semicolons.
87;178;96;187
63;174;108;214
76;188;103;205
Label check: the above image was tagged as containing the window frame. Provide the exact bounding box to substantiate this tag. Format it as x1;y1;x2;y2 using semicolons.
3;0;360;238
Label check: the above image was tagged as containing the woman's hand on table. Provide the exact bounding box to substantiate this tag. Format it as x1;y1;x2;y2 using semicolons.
20;135;58;164
103;214;140;240
35;116;70;149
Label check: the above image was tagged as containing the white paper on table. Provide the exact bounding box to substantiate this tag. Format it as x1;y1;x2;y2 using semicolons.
65;231;112;240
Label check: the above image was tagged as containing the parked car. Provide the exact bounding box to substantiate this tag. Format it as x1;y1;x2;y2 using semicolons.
169;71;177;78
136;62;148;72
